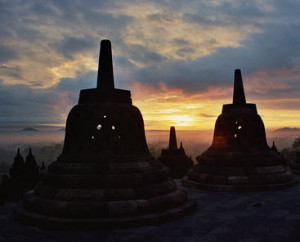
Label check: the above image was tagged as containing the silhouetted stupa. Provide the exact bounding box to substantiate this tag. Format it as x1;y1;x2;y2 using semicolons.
183;69;296;191
1;148;39;201
23;148;39;187
159;127;194;178
15;40;195;229
9;148;25;182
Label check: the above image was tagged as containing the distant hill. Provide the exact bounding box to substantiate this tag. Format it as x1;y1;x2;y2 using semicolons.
21;127;39;132
58;127;65;131
275;127;300;132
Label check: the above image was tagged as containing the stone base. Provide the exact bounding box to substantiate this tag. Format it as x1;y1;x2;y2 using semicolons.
15;156;196;229
14;199;196;230
160;155;194;178
182;176;297;191
183;165;297;191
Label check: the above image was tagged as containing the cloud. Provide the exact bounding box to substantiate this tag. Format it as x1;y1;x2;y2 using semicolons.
200;113;216;118
1;0;300;127
127;21;300;96
0;65;22;79
0;70;98;124
0;44;17;63
52;36;96;60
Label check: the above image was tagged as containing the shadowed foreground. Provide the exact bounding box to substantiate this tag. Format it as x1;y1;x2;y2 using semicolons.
1;178;300;241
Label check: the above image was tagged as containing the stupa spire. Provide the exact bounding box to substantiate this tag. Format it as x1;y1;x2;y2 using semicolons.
233;69;246;105
169;126;178;150
97;39;115;90
271;141;278;152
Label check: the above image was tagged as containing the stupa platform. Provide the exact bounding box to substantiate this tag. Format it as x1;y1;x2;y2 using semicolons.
2;177;300;241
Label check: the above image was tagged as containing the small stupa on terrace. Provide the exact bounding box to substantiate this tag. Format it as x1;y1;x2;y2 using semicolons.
159;126;194;178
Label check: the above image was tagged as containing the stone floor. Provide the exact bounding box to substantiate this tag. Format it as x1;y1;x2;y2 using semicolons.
1;177;300;242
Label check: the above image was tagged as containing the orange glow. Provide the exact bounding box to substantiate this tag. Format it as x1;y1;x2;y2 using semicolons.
129;80;300;131
129;82;230;130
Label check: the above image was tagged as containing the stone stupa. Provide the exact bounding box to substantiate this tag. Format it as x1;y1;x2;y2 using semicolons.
183;69;296;191
159;126;194;178
15;40;195;229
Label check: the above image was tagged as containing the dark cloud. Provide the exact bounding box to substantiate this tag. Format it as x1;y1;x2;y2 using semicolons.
53;36;96;59
124;44;167;65
0;45;17;63
56;71;96;92
30;1;60;17
181;1;265;28
0;80;64;123
200;113;216;118
176;47;195;58
147;13;176;24
0;65;22;79
0;71;98;124
172;38;190;46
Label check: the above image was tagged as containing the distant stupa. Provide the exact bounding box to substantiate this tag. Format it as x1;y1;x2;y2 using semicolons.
1;148;39;201
159;126;194;178
15;40;195;229
9;148;25;182
183;69;296;191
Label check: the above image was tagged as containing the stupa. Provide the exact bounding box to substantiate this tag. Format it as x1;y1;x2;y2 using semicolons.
1;148;39;201
183;69;296;191
15;40;195;229
159;126;194;178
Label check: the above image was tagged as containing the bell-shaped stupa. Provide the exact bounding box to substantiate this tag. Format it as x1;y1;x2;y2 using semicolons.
183;69;296;191
159;127;194;178
15;40;195;229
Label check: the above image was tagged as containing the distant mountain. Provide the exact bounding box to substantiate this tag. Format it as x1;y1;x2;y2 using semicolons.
275;127;300;132
58;127;65;131
21;127;39;132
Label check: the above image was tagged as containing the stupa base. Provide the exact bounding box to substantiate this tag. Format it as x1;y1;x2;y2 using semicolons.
160;159;194;179
182;168;297;192
14;199;196;230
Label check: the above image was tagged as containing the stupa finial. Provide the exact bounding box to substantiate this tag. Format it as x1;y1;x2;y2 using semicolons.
271;141;278;152
233;69;246;105
169;126;177;150
97;39;115;90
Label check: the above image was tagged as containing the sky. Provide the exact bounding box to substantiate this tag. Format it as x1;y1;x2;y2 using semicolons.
1;0;300;130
